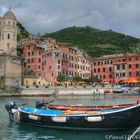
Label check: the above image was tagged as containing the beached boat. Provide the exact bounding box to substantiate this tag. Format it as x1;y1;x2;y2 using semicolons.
35;100;135;111
5;101;140;130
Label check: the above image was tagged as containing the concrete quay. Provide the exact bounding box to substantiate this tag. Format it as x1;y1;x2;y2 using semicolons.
0;85;121;97
20;85;119;96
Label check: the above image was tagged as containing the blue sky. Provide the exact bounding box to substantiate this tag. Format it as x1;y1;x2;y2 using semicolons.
1;0;140;38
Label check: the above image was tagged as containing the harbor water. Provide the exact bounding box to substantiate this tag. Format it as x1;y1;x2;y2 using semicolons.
0;94;140;140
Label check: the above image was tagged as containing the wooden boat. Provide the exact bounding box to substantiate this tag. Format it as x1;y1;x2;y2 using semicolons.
35;100;136;111
5;101;140;130
41;102;135;111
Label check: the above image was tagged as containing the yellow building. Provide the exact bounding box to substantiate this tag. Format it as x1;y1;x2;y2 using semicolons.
24;77;49;87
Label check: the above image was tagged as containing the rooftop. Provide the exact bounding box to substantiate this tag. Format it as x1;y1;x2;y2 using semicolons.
2;10;16;21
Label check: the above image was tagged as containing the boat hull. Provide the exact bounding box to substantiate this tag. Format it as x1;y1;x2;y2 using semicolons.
12;104;140;130
48;103;134;111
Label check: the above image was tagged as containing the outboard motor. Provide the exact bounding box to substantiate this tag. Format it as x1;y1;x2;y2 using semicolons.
35;100;46;109
5;101;17;122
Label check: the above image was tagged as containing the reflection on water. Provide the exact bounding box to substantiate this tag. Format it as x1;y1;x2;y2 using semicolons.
0;95;139;140
1;124;135;140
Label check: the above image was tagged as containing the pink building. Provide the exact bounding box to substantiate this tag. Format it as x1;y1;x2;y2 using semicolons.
41;45;91;85
23;40;91;86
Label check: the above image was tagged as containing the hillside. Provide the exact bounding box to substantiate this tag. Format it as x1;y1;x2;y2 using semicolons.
45;26;140;57
17;22;30;56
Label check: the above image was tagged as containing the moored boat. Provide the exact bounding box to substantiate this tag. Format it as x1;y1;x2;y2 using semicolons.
5;101;140;130
35;100;135;111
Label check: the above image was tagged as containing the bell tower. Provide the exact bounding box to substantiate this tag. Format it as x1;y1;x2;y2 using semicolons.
0;10;17;55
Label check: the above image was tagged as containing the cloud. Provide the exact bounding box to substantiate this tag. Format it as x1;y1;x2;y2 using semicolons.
1;0;140;38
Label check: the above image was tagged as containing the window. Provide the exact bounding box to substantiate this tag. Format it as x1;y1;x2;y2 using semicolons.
58;65;60;69
129;72;132;76
7;43;10;49
32;51;34;55
31;58;34;62
109;67;112;72
117;65;120;70
94;69;96;73
109;75;112;78
72;64;74;68
102;61;106;65
98;62;100;65
13;22;16;26
8;34;10;39
103;68;106;72
58;60;60;64
122;73;126;77
103;75;106;79
39;58;41;63
94;62;96;66
129;58;131;61
122;64;125;70
136;64;139;68
136;71;139;76
98;68;100;72
129;64;132;69
28;52;30;56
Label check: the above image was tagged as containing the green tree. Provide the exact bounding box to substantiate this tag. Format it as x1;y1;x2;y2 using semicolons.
57;75;66;83
73;77;83;82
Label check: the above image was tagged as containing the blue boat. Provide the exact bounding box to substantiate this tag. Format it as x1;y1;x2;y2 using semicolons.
5;101;140;130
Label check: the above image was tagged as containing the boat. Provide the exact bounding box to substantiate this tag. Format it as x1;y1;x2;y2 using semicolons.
47;103;135;111
35;100;135;111
5;101;140;130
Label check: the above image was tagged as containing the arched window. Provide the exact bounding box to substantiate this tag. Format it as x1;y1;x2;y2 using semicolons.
7;43;10;49
8;34;10;39
13;22;16;26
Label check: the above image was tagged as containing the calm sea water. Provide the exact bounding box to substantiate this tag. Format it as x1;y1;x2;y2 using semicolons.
0;95;139;140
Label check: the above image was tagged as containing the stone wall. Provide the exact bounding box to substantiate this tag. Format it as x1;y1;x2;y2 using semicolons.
0;55;21;88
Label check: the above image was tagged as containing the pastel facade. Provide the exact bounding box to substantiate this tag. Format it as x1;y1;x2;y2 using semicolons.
24;77;49;87
92;53;140;84
23;40;91;86
23;41;43;77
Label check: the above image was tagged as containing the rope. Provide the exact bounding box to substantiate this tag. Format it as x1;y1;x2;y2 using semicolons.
128;126;140;140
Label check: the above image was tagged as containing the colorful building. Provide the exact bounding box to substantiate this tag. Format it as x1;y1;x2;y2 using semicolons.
23;39;91;86
23;41;44;77
92;53;140;84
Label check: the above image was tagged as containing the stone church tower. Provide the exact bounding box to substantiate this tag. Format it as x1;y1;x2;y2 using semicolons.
0;10;17;55
0;10;21;90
